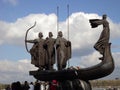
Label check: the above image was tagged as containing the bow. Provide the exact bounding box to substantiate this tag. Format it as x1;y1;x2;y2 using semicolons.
25;22;36;53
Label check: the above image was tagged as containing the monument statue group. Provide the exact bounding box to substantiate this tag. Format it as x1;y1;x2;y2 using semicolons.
25;14;114;90
26;31;71;71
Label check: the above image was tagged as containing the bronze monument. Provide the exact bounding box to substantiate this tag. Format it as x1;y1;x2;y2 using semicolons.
25;14;114;90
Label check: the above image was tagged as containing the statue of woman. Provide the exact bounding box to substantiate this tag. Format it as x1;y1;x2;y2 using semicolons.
89;14;110;60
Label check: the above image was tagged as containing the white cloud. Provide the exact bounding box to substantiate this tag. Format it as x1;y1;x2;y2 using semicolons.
0;59;36;84
0;13;57;46
78;51;101;67
0;12;120;49
77;51;120;68
112;52;120;67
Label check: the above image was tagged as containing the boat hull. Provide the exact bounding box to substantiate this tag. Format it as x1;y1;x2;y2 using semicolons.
29;43;114;81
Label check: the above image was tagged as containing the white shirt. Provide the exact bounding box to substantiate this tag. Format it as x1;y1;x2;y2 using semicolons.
29;84;34;90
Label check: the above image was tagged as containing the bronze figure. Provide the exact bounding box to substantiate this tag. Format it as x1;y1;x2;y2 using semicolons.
55;31;71;70
27;14;114;90
44;32;56;70
89;14;110;60
26;32;46;70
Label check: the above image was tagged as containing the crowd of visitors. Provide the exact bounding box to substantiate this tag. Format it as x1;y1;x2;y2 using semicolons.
4;66;80;90
5;80;58;90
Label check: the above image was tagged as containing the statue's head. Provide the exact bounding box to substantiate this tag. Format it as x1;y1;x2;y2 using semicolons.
49;32;53;37
38;32;43;38
102;14;107;19
58;31;63;37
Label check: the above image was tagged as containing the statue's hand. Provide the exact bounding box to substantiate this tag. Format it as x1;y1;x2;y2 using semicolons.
67;41;71;46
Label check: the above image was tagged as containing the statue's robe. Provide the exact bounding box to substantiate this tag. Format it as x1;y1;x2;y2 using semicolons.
30;43;39;65
56;37;71;70
89;19;110;54
30;38;46;68
37;39;46;67
44;37;56;70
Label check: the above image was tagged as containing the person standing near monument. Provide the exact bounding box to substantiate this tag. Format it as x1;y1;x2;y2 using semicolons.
44;32;56;70
23;81;30;90
89;14;110;60
29;82;34;90
55;31;71;70
26;32;46;70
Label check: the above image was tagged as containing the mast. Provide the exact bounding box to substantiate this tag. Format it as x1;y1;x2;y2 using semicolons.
67;4;70;68
57;6;59;33
67;4;70;41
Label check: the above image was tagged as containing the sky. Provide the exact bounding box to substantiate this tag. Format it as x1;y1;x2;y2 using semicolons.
0;0;120;84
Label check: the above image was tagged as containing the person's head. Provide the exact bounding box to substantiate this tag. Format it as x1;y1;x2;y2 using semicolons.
30;82;33;85
24;81;28;85
102;14;107;20
58;31;63;37
49;32;53;37
52;80;57;84
38;32;43;38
